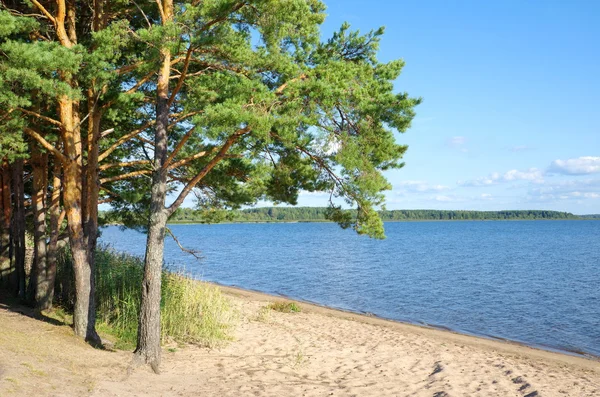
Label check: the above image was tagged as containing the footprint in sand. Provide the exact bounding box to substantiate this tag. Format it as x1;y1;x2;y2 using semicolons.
510;374;540;396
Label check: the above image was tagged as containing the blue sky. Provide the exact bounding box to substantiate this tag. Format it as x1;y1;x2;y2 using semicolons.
291;0;600;214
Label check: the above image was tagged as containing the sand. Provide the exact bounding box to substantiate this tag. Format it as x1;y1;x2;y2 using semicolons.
1;286;599;397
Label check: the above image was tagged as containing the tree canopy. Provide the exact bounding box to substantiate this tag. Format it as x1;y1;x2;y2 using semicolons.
0;0;420;371
101;5;419;240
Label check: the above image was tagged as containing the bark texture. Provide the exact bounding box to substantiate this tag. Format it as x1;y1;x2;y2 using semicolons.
134;1;173;371
30;144;50;308
11;159;26;299
19;0;100;339
45;159;63;310
0;162;12;289
60;96;98;341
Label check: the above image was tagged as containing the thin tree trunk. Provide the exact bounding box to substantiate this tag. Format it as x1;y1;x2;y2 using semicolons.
45;159;62;310
135;1;173;371
30;143;50;308
0;161;12;289
80;0;107;340
84;92;102;335
11;159;26;299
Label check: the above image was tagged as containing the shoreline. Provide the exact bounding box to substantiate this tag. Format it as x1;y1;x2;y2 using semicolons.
102;218;598;227
2;282;599;396
214;282;600;370
166;218;595;225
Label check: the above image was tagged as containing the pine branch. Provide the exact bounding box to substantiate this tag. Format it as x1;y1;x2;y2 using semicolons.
23;128;68;164
30;0;56;24
166;127;250;216
99;159;151;171
99;169;151;184
164;126;195;167
17;108;63;127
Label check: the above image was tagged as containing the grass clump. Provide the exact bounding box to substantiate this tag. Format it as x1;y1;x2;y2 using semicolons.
161;272;235;347
254;306;272;323
57;246;235;349
268;301;302;313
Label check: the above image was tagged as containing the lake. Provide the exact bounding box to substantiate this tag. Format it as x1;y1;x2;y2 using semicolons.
99;220;600;358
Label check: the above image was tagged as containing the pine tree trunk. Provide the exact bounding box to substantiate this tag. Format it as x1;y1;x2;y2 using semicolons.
134;8;172;369
135;206;168;373
84;96;102;335
0;161;12;289
11;159;26;299
59;96;99;342
63;157;95;340
30;144;50;308
45;159;62;310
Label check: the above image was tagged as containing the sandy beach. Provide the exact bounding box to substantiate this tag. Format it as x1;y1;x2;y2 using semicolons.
1;286;599;397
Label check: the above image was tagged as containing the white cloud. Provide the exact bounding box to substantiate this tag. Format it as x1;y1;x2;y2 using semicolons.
446;136;468;152
527;179;600;202
395;180;451;194
548;156;600;175
556;192;600;200
459;168;544;187
433;193;496;203
503;169;544;182
434;195;461;202
449;136;466;145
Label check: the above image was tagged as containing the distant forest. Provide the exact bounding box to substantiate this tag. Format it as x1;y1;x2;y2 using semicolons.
166;207;588;223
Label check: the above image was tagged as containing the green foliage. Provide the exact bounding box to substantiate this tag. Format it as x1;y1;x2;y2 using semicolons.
55;246;235;349
159;207;582;223
0;12;83;105
580;214;600;219
268;301;302;313
1;1;422;238
102;0;420;240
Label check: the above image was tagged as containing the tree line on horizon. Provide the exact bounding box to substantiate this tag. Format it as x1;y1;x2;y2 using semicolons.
0;0;420;372
166;207;582;223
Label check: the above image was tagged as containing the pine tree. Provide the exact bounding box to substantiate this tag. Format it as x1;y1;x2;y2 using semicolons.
102;0;420;371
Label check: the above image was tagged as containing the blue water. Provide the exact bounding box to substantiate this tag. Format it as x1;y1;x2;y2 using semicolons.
99;220;600;357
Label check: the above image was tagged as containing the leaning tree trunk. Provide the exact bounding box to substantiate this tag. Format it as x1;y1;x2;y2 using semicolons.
30;143;50;308
0;161;12;289
134;7;172;370
11;159;26;299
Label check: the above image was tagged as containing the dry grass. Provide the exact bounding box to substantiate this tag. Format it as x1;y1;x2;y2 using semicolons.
56;247;236;350
267;301;302;313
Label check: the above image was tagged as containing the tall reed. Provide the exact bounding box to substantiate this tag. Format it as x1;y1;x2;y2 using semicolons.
57;246;235;349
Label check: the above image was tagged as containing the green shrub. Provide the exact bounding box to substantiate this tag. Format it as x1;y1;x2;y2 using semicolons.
56;246;235;349
268;301;302;313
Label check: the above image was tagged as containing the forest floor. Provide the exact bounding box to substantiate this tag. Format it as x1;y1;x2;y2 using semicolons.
1;286;599;397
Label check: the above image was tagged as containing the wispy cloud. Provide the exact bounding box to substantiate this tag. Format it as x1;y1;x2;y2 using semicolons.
434;195;461;202
459;168;544;187
548;156;600;175
395;180;451;194
460;157;600;189
434;193;495;203
527;178;600;202
446;136;468;152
